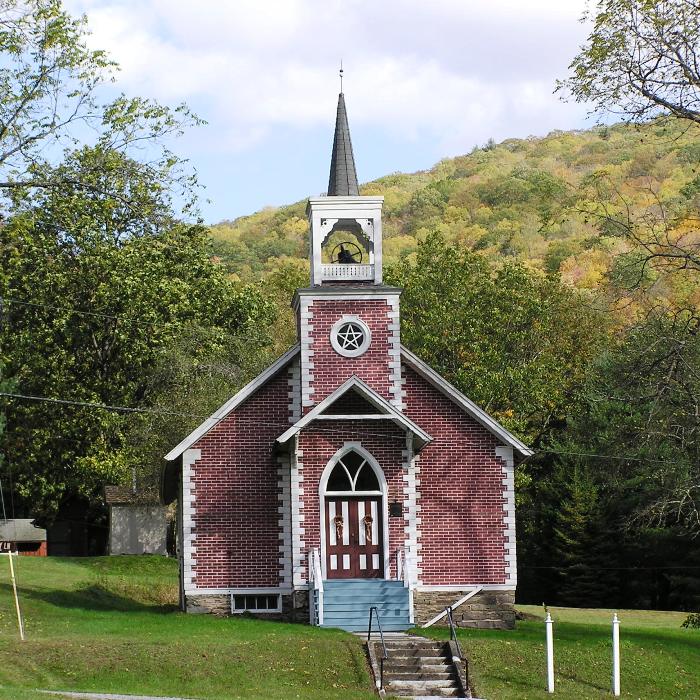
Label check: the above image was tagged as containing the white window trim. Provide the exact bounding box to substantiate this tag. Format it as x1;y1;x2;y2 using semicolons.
330;315;372;358
230;593;282;614
318;442;390;580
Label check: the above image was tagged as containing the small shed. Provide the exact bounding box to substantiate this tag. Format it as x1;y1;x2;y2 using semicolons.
104;486;167;555
0;519;47;556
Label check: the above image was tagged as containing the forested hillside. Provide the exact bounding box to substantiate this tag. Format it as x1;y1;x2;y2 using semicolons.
210;119;700;303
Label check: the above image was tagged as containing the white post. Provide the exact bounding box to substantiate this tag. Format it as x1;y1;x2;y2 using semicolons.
7;551;25;641
545;612;554;693
612;613;620;697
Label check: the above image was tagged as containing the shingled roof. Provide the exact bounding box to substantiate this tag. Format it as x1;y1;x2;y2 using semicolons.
104;485;161;506
327;93;359;196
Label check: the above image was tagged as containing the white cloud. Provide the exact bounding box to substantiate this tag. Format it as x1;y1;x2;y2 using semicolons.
65;0;592;156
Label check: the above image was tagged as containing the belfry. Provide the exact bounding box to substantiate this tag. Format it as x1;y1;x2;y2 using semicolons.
163;89;531;633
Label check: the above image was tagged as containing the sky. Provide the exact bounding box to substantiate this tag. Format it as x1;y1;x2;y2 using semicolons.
66;0;594;223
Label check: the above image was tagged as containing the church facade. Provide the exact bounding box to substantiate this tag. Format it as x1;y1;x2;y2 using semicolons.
162;93;532;630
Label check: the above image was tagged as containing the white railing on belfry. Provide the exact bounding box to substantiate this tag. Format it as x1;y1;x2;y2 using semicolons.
321;263;374;281
308;548;324;626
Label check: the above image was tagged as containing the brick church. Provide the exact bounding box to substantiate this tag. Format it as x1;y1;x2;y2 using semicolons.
162;92;532;631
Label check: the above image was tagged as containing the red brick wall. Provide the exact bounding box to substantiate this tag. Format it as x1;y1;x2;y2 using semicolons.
305;299;394;410
402;365;508;586
298;422;407;578
190;370;290;588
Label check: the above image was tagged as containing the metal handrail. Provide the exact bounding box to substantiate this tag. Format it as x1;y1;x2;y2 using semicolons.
445;606;469;691
367;606;388;691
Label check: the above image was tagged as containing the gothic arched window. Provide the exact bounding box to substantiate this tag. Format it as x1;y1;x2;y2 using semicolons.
326;450;381;493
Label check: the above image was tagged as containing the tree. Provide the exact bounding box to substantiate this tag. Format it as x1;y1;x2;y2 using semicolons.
0;0;199;215
0;146;276;522
559;0;700;125
0;362;14;488
387;232;606;444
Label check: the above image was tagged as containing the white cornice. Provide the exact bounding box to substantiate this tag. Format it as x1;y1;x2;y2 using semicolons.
164;345;300;461
276;375;432;449
400;345;533;458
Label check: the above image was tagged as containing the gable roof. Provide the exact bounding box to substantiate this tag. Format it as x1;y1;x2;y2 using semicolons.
400;345;533;458
276;376;432;450
163;342;533;462
164;344;300;461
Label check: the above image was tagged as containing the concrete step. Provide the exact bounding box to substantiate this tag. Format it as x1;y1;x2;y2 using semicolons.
385;640;446;650
384;663;452;673
385;650;446;660
391;690;463;699
385;679;460;693
385;671;457;681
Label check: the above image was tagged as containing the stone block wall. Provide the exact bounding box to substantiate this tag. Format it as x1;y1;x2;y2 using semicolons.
413;589;515;630
185;591;309;623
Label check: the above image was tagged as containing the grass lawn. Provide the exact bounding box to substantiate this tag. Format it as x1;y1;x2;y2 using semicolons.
0;555;375;700
418;604;700;699
1;557;698;700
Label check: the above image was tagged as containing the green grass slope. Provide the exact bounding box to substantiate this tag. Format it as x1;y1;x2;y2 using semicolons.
421;605;700;699
1;556;697;699
0;556;374;700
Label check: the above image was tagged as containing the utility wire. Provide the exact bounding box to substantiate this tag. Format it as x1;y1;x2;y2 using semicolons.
2;297;160;328
0;390;696;464
0;392;208;419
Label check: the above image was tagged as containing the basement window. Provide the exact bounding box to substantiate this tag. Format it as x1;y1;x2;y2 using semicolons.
231;594;281;613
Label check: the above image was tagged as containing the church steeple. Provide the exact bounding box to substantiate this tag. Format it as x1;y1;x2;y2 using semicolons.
327;93;359;196
306;89;383;286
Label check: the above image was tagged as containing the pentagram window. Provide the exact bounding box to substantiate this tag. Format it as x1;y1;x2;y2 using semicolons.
330;316;372;358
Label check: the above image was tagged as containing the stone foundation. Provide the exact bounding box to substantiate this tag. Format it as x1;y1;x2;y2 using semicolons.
413;589;516;630
185;590;309;622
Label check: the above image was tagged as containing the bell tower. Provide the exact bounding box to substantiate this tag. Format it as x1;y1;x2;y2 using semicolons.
294;90;402;412
307;92;384;286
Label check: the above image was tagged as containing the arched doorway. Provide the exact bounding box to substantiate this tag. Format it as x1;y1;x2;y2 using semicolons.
319;445;387;579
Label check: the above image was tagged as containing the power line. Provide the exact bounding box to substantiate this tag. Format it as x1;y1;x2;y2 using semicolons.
0;391;413;443
1;390;696;463
2;297;159;328
0;392;207;419
534;448;687;466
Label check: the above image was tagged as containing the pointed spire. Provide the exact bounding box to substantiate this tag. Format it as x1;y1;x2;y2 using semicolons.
327;92;359;196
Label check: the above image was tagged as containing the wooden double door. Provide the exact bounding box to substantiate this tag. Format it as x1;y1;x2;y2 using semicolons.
325;496;383;578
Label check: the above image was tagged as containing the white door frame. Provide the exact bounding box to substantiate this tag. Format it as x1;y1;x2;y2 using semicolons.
318;442;390;580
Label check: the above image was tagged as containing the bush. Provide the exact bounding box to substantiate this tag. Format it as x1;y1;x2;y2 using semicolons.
681;613;700;628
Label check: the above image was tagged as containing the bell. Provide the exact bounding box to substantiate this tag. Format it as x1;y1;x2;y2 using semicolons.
337;244;355;264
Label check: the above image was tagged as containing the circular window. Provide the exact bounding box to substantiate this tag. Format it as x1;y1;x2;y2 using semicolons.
330;316;371;358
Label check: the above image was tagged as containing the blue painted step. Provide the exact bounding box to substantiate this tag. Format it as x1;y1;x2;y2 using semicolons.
320;579;412;632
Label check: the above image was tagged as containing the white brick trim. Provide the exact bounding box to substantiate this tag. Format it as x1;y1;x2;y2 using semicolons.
277;453;292;587
165;346;299;460
496;446;517;587
182;448;201;594
402;434;422;584
291;435;306;586
299;297;315;409
287;356;301;423
387;297;404;410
